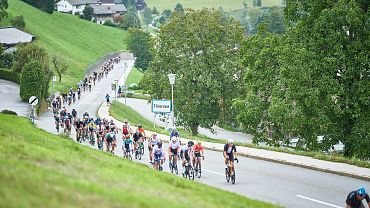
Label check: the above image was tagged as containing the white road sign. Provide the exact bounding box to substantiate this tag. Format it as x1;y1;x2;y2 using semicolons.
28;96;38;106
52;76;56;82
151;99;171;113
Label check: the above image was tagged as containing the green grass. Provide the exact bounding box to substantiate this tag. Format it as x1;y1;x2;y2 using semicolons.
0;113;280;208
146;0;281;12
126;67;144;86
110;101;370;169
2;0;128;92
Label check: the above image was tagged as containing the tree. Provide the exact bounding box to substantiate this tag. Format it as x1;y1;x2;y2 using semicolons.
143;9;244;135
20;60;45;102
120;6;141;30
11;15;26;30
142;7;153;25
257;7;285;34
82;4;94;21
253;0;261;7
0;0;8;21
20;0;54;14
127;28;152;71
174;3;184;13
52;56;68;82
152;6;159;15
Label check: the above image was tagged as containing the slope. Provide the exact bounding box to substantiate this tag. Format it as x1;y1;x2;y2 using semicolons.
2;0;128;92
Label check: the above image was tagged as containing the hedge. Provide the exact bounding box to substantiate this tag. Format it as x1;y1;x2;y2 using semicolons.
20;60;44;102
0;68;21;84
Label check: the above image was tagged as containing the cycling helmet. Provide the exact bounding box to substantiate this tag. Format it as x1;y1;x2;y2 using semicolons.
157;142;162;147
227;139;233;144
197;141;201;144
138;124;142;128
358;187;367;196
171;137;177;142
188;141;194;146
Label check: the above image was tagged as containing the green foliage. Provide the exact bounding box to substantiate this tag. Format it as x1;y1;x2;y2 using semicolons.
20;0;54;14
237;0;370;160
19;60;44;102
152;6;159;15
143;9;244;135
142;6;153;25
1;109;17;115
82;4;94;21
103;19;115;27
0;68;20;83
257;6;285;34
174;3;183;13
127;28;152;71
51;56;68;82
0;0;8;21
0;45;15;68
12;43;49;73
253;0;261;7
126;67;144;86
10;15;25;30
5;0;127;92
121;6;141;29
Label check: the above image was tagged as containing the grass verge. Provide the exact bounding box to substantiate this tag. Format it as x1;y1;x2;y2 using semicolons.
0;113;279;208
2;0;128;92
109;101;370;169
126;67;144;86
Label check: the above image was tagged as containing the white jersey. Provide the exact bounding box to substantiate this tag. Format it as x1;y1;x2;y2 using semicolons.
169;141;180;150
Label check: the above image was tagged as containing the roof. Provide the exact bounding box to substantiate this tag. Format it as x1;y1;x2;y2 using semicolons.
0;27;35;46
91;4;127;15
66;0;99;5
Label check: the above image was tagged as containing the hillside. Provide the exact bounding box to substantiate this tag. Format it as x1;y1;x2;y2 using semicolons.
2;0;128;92
146;0;282;12
0;113;279;208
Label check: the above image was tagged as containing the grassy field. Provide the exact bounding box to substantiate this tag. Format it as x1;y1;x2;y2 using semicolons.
109;101;370;169
146;0;281;12
126;67;144;86
1;0;128;92
0;113;279;208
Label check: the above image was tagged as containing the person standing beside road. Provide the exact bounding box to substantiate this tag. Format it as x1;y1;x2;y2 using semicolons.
105;93;110;105
346;187;370;208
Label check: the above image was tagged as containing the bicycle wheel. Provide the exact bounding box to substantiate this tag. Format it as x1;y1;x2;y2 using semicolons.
138;151;142;160
190;167;194;180
140;144;144;155
225;168;230;183
231;171;236;184
174;163;178;175
198;163;202;178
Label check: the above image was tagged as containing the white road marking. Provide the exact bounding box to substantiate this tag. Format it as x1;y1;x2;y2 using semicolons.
296;195;342;208
203;168;224;176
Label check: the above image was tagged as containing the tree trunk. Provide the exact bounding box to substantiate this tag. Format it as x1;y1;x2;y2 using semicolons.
191;123;199;136
59;74;62;82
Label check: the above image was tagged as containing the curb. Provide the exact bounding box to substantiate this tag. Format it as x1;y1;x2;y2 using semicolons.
99;103;370;182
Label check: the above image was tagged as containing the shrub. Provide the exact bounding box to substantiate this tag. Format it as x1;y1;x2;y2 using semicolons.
20;60;44;102
103;20;115;27
1;110;17;115
11;15;26;30
0;68;20;84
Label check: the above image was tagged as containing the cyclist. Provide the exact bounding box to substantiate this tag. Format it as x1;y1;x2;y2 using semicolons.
71;109;77;124
122;123;131;139
83;111;89;120
136;124;146;137
124;120;132;133
181;141;194;175
153;142;165;170
223;139;238;174
192;141;204;169
88;120;96;144
105;93;110;105
122;135;133;158
104;131;116;153
109;119;116;133
54;115;60;134
346;187;370;208
103;118;110;134
132;130;144;152
170;127;180;144
74;118;83;141
148;133;159;163
97;123;104;149
64;115;72;135
168;137;181;166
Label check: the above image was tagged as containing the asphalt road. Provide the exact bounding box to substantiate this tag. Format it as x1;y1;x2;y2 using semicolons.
26;52;370;208
0;79;30;117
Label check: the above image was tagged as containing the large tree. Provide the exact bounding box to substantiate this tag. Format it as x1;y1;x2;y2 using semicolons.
142;7;153;25
121;6;141;30
237;0;370;159
52;56;68;82
82;4;94;21
127;28;152;71
20;0;54;14
143;9;244;135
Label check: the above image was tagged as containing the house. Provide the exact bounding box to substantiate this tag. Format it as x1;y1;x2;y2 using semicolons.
56;0;99;15
0;26;36;52
91;4;127;24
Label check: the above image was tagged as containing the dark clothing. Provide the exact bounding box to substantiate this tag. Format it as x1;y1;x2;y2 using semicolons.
346;191;370;208
224;144;237;160
133;133;143;142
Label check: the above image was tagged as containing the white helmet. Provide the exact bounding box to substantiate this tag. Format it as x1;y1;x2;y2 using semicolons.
227;139;233;144
171;137;177;142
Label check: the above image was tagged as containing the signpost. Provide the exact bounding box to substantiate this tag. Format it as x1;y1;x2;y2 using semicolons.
52;76;56;96
114;79;118;101
28;96;38;125
152;99;172;128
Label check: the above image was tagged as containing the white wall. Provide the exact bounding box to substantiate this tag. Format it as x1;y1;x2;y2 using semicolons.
56;0;73;13
72;4;86;15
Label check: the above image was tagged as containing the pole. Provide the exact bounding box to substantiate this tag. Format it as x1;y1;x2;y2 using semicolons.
124;67;127;105
171;84;174;128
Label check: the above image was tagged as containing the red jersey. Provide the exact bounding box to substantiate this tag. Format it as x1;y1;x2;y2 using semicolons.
193;144;203;153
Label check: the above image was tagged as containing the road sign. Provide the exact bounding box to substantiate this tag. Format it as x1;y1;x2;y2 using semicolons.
28;96;38;106
152;99;171;113
52;76;56;82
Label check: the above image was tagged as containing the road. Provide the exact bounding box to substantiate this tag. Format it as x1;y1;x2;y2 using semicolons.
119;97;254;144
9;52;368;208
0;79;30;117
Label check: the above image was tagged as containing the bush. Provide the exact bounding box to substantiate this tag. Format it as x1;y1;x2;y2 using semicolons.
0;52;16;68
11;15;26;30
1;110;18;115
20;60;45;102
0;68;20;84
103;20;116;27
